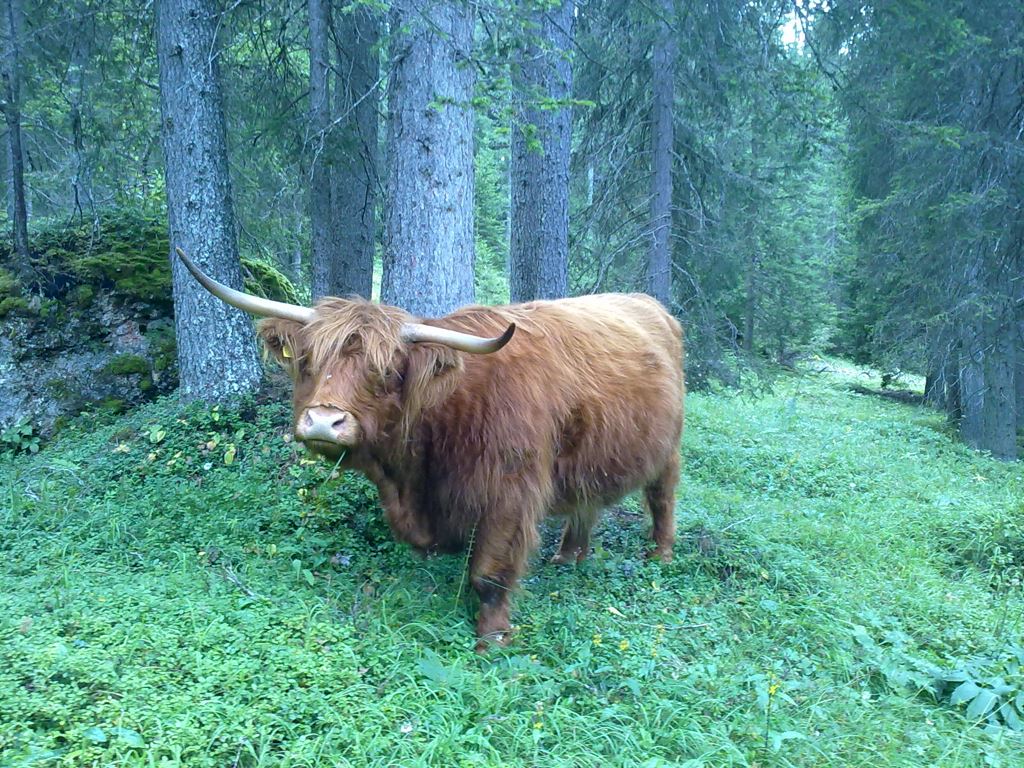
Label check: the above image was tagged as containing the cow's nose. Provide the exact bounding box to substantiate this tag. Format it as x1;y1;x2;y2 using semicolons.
296;406;351;444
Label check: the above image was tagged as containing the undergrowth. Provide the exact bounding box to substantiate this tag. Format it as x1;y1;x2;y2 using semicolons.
1;360;1022;766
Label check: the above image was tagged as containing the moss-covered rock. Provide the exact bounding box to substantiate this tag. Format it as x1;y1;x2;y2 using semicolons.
241;257;301;305
0;296;30;318
0;268;32;318
1;208;298;309
0;207;301;438
73;284;95;307
103;354;151;377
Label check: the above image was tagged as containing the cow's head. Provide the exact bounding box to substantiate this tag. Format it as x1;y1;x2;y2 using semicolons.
174;248;514;460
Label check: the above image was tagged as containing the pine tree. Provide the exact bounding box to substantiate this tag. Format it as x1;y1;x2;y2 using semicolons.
509;0;574;302
382;0;476;317
156;0;262;401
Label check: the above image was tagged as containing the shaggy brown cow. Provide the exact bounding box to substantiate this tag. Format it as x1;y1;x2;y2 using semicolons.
176;248;684;651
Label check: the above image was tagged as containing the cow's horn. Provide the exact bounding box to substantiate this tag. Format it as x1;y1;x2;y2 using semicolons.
400;322;516;354
175;247;314;324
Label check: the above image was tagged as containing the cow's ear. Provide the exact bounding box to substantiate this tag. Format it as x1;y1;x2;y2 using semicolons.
257;318;304;374
402;344;463;414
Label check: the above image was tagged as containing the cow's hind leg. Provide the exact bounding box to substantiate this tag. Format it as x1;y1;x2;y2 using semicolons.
551;507;597;564
644;453;679;562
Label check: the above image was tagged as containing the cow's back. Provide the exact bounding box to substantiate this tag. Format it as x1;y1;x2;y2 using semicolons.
425;293;684;522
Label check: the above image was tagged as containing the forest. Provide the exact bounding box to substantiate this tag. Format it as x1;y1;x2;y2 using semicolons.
1;0;1023;766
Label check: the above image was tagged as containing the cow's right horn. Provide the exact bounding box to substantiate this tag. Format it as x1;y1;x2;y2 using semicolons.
400;322;516;354
175;247;314;324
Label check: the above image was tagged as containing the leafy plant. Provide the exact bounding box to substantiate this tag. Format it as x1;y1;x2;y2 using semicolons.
935;645;1024;731
1;421;40;454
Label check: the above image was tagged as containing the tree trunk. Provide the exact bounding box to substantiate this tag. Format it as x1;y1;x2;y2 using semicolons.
156;0;262;402
743;253;756;353
67;0;94;218
924;327;954;408
646;0;676;307
1015;315;1024;438
382;0;475;317
331;5;379;299
508;0;573;303
923;371;940;405
959;321;986;450
943;346;961;423
1;0;31;282
308;0;341;300
980;304;1017;460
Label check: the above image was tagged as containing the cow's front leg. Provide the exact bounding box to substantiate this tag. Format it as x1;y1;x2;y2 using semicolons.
375;478;434;551
469;484;547;652
471;570;514;651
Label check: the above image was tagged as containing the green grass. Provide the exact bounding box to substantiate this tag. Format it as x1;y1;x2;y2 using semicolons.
1;361;1022;767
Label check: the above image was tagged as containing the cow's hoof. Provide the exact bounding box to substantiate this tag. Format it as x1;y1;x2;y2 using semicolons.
550;548;586;565
474;628;514;654
646;546;673;563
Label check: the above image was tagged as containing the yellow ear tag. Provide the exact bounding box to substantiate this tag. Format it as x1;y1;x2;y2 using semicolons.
282;345;293;359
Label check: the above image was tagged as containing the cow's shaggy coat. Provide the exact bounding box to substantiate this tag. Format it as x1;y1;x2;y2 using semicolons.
259;293;685;650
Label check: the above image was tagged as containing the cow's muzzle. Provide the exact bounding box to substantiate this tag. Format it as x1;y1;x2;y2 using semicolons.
295;406;361;449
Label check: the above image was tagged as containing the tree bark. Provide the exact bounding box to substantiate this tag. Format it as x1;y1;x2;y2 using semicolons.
959;320;986;450
1015;315;1024;437
924;327;954;408
981;306;1016;460
943;345;961;423
646;0;676;307
1;0;31;282
383;0;475;317
331;4;379;299
743;253;757;353
157;0;262;402
509;0;573;303
67;0;94;218
308;0;340;300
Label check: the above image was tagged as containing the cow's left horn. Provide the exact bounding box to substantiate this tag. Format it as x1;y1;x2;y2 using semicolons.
175;247;315;324
400;322;516;354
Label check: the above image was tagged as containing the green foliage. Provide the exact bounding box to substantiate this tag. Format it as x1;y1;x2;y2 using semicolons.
1;361;1021;766
936;645;1024;732
826;0;1023;375
73;284;95;307
0;421;40;455
939;503;1024;577
569;1;847;382
474;114;511;305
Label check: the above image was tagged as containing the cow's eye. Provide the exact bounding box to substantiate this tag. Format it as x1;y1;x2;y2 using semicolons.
371;369;401;396
369;374;387;396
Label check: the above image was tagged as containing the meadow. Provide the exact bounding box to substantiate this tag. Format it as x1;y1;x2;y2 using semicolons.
1;362;1022;767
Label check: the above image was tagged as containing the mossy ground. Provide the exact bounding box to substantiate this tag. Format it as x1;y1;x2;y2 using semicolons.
1;362;1022;767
